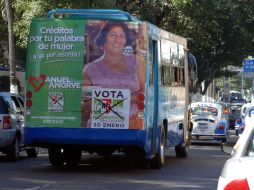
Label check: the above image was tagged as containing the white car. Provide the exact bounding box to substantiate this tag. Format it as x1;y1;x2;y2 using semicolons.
244;105;254;128
190;102;229;143
235;104;254;136
0;92;38;161
217;125;254;190
234;103;252;135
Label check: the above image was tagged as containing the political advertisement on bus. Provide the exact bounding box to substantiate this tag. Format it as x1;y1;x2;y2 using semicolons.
25;18;146;130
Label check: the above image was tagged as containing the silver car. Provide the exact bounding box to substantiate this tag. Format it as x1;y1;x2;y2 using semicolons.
217;125;254;190
0;92;37;161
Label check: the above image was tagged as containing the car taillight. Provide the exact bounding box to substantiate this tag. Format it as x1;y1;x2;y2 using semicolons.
3;116;11;130
224;178;250;190
218;125;225;130
224;109;230;114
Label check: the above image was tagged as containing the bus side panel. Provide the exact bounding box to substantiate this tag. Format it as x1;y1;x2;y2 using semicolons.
158;86;186;147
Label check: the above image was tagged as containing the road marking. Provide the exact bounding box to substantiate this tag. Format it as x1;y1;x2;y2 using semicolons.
24;184;50;190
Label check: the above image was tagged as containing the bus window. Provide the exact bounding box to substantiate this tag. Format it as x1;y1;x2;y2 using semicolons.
149;38;154;86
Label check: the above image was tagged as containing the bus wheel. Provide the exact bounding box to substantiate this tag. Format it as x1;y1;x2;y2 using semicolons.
26;147;38;158
175;144;188;158
96;148;115;157
48;146;64;166
64;147;82;166
150;128;166;169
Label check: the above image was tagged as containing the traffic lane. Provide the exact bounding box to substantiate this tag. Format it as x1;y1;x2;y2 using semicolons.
0;145;230;190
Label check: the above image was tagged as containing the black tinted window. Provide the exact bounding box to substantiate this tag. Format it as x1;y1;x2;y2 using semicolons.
0;96;8;114
17;97;24;107
11;96;22;110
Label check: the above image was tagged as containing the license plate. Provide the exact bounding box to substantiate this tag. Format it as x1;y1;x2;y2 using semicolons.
198;124;208;130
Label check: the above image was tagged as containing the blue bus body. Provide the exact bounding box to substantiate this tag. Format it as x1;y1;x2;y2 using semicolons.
24;9;191;168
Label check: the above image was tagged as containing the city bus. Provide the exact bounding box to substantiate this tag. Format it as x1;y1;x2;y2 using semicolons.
24;9;197;168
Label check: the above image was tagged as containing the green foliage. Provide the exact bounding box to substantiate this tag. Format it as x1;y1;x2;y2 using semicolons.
13;0;117;48
1;0;254;95
163;0;254;94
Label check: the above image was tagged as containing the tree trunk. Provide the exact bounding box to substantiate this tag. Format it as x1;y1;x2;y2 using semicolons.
201;79;212;95
5;0;17;93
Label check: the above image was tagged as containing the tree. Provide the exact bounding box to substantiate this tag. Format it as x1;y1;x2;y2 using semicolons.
0;1;8;68
162;0;254;94
4;0;18;93
3;0;254;96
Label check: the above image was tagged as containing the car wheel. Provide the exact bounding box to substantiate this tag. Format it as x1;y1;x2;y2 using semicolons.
150;128;166;169
7;137;20;161
26;147;38;158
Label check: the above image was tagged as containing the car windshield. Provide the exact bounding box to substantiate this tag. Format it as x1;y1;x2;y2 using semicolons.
192;106;218;116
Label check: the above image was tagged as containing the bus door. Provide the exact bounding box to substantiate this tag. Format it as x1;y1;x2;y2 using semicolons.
148;38;159;154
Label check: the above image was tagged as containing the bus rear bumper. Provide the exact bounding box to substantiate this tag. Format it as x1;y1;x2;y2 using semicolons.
24;127;147;150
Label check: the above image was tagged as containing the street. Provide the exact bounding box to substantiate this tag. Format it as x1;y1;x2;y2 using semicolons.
0;137;236;190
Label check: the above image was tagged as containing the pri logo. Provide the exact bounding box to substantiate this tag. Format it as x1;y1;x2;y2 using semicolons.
29;75;46;92
48;92;64;112
93;98;125;120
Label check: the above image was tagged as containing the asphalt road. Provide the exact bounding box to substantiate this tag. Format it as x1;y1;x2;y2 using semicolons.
0;139;235;190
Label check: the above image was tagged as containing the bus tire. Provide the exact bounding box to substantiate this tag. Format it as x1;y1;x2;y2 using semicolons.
64;147;82;166
150;128;166;169
175;144;188;158
96;148;115;157
48;146;64;166
26;147;38;158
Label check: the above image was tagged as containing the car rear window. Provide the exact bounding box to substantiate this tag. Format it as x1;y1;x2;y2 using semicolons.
0;96;8;114
230;105;242;113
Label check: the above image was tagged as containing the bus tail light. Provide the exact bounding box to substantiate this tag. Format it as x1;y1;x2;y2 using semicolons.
224;178;250;190
137;93;145;111
26;91;33;99
26;100;32;107
137;101;145;110
3;116;11;130
26;91;33;108
137;93;145;101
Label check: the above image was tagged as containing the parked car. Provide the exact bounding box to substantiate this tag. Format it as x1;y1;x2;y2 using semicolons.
217;101;230;123
234;119;245;136
237;105;254;135
235;103;254;136
230;99;247;104
229;102;245;129
217;125;254;190
0;92;37;161
190;102;229;143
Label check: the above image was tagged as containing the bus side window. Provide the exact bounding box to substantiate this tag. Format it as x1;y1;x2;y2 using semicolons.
149;38;154;86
